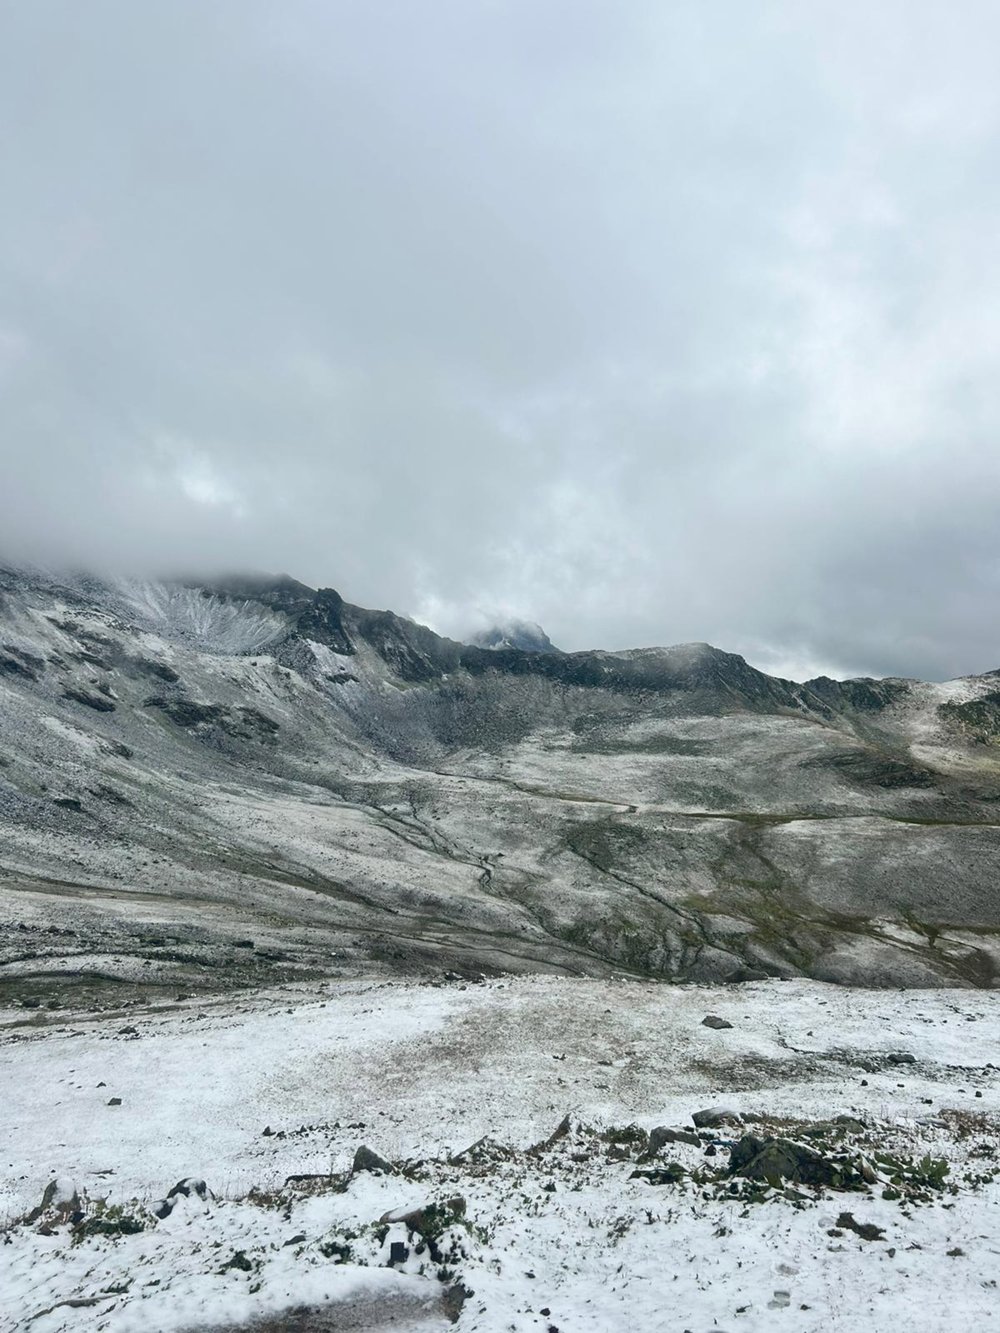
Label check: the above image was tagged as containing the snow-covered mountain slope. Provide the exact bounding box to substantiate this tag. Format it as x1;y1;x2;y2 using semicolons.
3;564;1000;996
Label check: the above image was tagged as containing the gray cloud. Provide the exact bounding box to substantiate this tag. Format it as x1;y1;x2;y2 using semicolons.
2;0;1000;680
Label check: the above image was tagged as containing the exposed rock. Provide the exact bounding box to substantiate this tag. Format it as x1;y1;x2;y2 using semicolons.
351;1145;396;1175
631;1162;686;1185
833;1115;867;1133
0;647;43;680
63;687;116;712
467;622;559;654
701;1015;734;1030
152;1178;211;1219
167;1177;209;1200
692;1108;743;1129
836;1210;886;1241
379;1195;467;1239
728;1135;863;1188
888;1052;917;1065
647;1126;701;1153
26;1178;80;1223
132;656;181;683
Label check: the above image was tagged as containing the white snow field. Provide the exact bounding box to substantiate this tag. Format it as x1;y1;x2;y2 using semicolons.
3;975;1000;1332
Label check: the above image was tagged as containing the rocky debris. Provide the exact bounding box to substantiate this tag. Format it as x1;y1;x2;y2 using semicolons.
530;1114;573;1155
442;1281;475;1324
726;967;771;983
692;1108;742;1129
132;655;180;683
835;1210;885;1241
832;1115;866;1133
888;1052;917;1065
107;1097;122;1106
52;796;84;812
25;1178;80;1224
728;1135;864;1189
0;646;44;680
631;1162;686;1186
701;1015;733;1029
379;1196;467;1240
62;687;116;712
646;1126;701;1154
144;695;279;741
152;1177;211;1219
351;1145;396;1176
449;1135;514;1165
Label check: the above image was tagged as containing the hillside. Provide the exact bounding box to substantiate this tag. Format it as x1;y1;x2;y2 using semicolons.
3;564;1000;1002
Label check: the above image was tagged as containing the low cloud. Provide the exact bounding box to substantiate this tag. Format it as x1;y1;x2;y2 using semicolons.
2;1;999;680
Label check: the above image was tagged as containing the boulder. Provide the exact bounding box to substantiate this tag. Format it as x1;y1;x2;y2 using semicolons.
379;1196;468;1257
728;1135;861;1188
351;1145;396;1175
692;1107;742;1129
153;1178;211;1219
648;1126;701;1154
701;1015;734;1030
26;1178;80;1224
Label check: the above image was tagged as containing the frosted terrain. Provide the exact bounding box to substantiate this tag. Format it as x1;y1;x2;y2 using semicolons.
3;976;1000;1331
4;567;1000;1330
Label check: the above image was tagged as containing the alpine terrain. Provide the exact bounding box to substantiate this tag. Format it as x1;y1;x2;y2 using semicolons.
2;563;1000;1001
4;565;1000;1333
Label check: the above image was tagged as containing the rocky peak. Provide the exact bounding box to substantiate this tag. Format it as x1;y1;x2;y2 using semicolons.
467;621;559;654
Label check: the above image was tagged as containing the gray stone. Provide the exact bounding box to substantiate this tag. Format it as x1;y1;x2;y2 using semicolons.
648;1126;701;1153
702;1015;734;1030
351;1145;396;1175
692;1107;742;1128
728;1135;862;1188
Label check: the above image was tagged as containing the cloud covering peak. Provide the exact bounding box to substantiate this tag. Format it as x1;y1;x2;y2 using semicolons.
2;1;1000;680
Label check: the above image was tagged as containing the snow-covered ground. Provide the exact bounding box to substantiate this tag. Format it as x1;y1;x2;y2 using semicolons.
3;976;1000;1331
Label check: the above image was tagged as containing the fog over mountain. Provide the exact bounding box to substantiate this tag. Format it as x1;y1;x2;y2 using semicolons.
3;2;1000;681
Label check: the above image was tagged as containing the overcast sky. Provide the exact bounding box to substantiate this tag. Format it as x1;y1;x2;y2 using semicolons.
2;2;1000;680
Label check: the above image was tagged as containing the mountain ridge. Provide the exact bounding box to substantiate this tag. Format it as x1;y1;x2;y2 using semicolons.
2;562;1000;1001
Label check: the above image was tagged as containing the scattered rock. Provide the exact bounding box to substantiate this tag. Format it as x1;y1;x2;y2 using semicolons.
631;1162;686;1185
833;1115;866;1133
836;1211;885;1241
442;1282;474;1324
152;1178;211;1219
106;1097;122;1107
701;1015;734;1029
26;1178;80;1224
647;1126;701;1154
62;688;116;712
379;1196;467;1240
167;1177;209;1201
729;1136;862;1188
888;1052;917;1065
692;1108;742;1129
351;1145;396;1175
450;1135;514;1165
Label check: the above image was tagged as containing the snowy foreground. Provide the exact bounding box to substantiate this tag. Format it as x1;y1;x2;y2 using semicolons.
3;975;1000;1332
